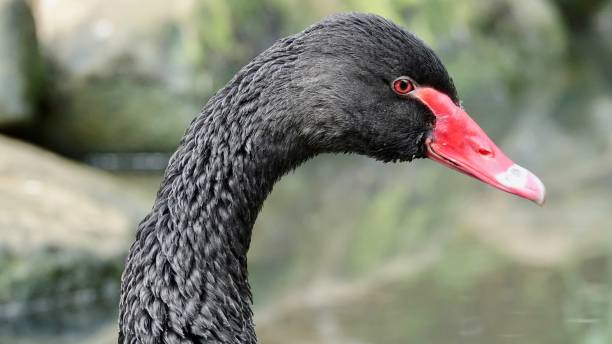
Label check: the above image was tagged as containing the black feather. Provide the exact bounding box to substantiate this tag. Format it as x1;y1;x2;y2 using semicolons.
118;13;457;344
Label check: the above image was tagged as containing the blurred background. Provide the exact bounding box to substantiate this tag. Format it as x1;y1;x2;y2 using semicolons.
0;0;611;343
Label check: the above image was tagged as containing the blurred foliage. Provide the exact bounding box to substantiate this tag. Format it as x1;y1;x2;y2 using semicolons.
0;248;121;307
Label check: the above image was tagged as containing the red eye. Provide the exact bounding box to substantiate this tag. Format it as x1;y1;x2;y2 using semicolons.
392;77;415;95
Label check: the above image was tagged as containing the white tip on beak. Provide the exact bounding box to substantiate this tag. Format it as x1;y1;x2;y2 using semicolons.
495;164;546;206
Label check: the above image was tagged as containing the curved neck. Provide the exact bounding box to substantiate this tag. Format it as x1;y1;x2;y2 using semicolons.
119;38;310;343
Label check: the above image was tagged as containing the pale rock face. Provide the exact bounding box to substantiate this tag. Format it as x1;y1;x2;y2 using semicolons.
0;135;141;255
0;134;149;309
31;0;205;153
33;0;197;83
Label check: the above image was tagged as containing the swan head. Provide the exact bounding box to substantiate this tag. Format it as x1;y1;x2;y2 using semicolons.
282;13;545;204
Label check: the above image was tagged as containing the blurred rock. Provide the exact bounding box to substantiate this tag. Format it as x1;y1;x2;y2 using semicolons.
32;0;204;153
30;0;316;154
29;0;570;154
0;0;45;126
0;135;147;313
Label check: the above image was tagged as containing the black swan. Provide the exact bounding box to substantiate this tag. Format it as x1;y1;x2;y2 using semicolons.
118;13;545;343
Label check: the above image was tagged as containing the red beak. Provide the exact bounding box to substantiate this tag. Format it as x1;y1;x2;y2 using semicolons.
413;87;546;205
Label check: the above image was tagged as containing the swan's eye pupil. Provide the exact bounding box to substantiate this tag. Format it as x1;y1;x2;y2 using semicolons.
392;78;415;95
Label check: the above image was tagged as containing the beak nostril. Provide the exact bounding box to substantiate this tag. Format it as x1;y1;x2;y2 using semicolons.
478;148;492;156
